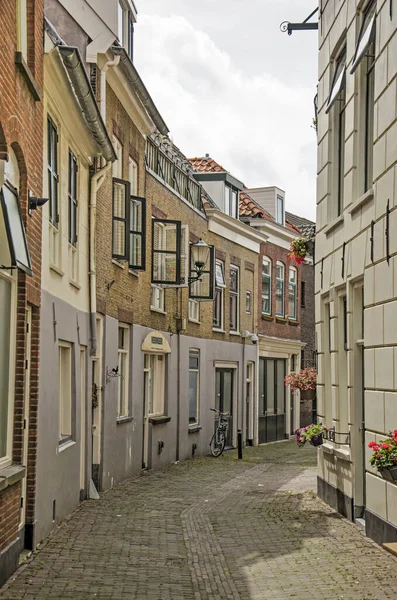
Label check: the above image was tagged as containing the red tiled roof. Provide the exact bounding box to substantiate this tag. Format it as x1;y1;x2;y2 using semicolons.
239;191;275;221
188;156;227;173
285;220;302;234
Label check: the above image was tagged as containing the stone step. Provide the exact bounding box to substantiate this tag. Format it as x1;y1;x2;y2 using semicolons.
383;542;397;557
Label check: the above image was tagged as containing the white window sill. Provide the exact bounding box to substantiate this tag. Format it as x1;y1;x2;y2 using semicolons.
69;279;81;290
58;439;75;453
334;446;351;462
324;214;344;237
189;424;202;433
49;263;64;277
213;328;226;333
348;188;374;216
322;442;334;455
230;330;241;336
129;269;139;278
117;415;134;425
112;259;126;269
150;307;166;315
188;318;200;324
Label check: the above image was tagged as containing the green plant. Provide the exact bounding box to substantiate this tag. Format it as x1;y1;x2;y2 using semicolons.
295;423;326;445
368;431;397;470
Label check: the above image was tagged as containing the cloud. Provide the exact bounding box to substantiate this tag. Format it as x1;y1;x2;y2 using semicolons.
135;14;317;220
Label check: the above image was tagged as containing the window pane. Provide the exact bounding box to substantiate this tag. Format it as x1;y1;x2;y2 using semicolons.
129;233;142;267
189;371;198;424
262;258;270;275
1;184;31;272
265;360;275;414
262;276;270;313
215;262;225;287
276;360;285;413
288;283;296;319
224;186;230;214
230;190;237;217
0;277;11;458
276;281;284;315
230;295;237;329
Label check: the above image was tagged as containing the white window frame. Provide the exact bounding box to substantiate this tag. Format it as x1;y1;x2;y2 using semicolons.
17;0;28;61
0;271;17;468
288;266;297;320
117;324;130;419
275;261;285;317
150;285;165;312
262;256;271;315
246;291;252;314
229;265;239;332
128;156;138;196
213;260;225;330
189;349;200;426
276;195;284;225
59;341;73;445
112;136;123;179
145;353;165;417
188;298;200;323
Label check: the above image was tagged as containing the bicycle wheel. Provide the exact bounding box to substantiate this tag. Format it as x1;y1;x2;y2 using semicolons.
210;430;226;457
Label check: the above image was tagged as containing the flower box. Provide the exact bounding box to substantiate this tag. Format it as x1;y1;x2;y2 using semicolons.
379;466;397;483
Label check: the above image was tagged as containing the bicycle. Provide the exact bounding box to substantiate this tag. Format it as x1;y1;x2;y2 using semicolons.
209;408;229;457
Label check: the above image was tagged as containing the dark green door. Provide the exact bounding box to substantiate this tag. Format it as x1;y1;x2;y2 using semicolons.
258;358;286;443
215;368;234;448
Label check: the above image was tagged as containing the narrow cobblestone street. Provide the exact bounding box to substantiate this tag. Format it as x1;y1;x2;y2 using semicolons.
2;441;397;600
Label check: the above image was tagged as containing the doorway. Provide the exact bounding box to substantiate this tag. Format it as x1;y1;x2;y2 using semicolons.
91;316;103;490
142;353;166;469
20;306;32;528
215;368;234;448
258;358;286;443
80;346;87;499
246;362;254;444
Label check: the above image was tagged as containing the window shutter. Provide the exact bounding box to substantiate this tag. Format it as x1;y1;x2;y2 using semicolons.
129;195;146;270
189;245;215;301
112;178;130;260
151;219;181;285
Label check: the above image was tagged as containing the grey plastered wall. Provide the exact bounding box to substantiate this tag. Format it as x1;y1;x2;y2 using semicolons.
99;322;258;491
35;290;91;547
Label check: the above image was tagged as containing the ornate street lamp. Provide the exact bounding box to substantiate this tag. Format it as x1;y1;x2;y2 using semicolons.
189;239;210;282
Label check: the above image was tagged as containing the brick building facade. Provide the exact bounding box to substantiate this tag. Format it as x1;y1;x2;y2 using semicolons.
0;0;44;584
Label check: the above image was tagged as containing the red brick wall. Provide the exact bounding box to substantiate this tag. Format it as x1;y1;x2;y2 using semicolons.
0;483;21;552
0;0;44;554
258;241;301;340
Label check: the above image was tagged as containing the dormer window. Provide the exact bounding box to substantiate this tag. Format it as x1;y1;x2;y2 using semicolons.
224;184;238;219
276;195;284;225
118;0;135;60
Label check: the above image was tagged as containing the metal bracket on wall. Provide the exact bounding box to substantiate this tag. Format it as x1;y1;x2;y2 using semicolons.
341;242;346;279
386;200;390;264
106;366;123;384
390;0;393;19
320;258;324;289
280;8;319;35
370;220;375;263
324;427;351;446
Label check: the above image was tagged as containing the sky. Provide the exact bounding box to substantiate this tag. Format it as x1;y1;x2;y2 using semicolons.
134;1;318;220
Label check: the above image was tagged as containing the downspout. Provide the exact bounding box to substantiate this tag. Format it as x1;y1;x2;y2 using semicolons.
100;54;121;122
89;161;111;356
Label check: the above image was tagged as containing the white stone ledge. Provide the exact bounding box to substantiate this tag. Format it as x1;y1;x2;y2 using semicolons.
347;189;374;216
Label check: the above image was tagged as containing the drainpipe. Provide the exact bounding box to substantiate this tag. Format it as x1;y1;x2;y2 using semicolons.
100;55;121;121
89;161;111;356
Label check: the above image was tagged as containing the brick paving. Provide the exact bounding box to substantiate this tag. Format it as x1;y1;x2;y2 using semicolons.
2;441;397;600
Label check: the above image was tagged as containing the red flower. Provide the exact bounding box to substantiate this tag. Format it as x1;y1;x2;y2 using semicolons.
368;442;380;451
381;443;391;449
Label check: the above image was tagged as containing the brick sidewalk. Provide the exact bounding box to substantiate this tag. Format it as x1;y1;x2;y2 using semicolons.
1;441;397;600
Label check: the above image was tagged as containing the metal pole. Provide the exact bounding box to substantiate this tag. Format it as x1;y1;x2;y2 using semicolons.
237;429;243;459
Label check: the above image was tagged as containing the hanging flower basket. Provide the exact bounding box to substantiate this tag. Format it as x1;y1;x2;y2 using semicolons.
288;237;308;266
295;423;326;448
368;431;397;483
285;368;317;392
309;434;324;447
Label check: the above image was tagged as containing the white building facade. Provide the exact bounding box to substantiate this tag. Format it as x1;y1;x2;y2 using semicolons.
316;0;397;543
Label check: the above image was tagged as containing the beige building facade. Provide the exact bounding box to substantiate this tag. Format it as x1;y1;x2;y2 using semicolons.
316;0;397;543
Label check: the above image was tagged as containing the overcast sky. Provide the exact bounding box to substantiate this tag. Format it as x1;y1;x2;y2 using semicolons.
135;1;318;220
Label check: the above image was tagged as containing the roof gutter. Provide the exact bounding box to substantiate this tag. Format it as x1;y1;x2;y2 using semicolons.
111;46;169;136
57;45;116;162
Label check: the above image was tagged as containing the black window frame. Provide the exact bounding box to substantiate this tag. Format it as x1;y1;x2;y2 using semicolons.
189;244;215;301
112;177;130;261
129;195;146;270
47;116;59;227
68;150;78;246
128;15;134;61
151;218;182;286
301;281;306;308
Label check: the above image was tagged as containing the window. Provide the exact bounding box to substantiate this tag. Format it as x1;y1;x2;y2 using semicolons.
189;244;215;301
262;257;271;315
112;178;130;260
300;349;305;369
59;342;72;444
112;136;123;179
144;354;165;416
151;219;182;285
47;117;59;227
128;15;134;61
68;151;78;246
0;182;32;275
246;291;252;314
301;281;306;308
118;1;135;60
128;157;138;195
224;185;238;218
350;1;376;74
189;349;200;425
288;267;297;320
150;285;165;312
129;195;146;270
229;266;239;331
17;0;28;61
117;324;129;418
188;299;200;322
275;262;285;317
0;275;14;466
276;195;284;225
326;48;346;216
363;38;375;192
343;296;348;350
213;261;225;329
